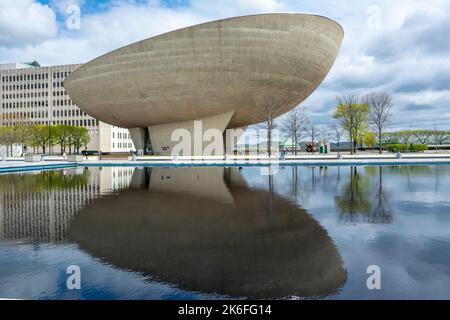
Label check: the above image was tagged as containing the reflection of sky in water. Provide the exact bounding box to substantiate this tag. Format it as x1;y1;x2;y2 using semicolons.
0;242;222;300
242;165;450;299
1;165;450;299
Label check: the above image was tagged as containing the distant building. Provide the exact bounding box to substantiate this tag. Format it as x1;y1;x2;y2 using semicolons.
280;138;301;153
0;62;135;154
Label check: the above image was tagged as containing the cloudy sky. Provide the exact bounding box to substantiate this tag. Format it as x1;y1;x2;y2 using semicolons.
1;0;449;130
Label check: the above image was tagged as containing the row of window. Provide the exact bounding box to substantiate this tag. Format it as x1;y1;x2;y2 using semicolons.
53;99;74;107
2;99;75;109
52;119;98;127
52;109;89;118
2;90;69;100
3;92;49;99
1;73;49;82
1;71;71;83
1;119;98;127
2;82;49;91
2;109;91;119
112;132;131;140
1;82;65;94
2;111;48;119
2;101;49;108
113;142;134;149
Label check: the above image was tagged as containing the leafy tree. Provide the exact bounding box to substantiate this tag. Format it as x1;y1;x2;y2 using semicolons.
70;127;90;154
53;125;72;155
30;125;53;154
15;124;34;155
383;130;450;147
363;132;377;150
0;126;17;156
334;94;369;154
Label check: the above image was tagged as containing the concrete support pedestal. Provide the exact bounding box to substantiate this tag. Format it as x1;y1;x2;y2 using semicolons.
148;111;235;156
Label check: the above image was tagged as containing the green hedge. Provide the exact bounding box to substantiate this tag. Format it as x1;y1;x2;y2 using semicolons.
386;144;428;152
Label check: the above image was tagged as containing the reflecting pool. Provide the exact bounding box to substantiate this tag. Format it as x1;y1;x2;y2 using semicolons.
0;165;450;299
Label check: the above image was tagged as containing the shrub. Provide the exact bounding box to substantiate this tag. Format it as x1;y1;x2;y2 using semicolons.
386;144;428;153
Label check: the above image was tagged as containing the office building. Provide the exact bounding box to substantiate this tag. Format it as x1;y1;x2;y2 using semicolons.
0;62;135;154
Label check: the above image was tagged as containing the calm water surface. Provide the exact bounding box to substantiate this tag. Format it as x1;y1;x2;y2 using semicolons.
0;165;449;299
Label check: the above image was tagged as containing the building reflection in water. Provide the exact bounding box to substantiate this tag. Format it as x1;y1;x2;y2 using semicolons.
68;167;347;299
0;166;347;299
0;167;135;243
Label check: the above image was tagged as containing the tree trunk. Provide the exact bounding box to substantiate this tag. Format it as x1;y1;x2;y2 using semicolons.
349;131;354;154
294;136;298;155
378;129;382;154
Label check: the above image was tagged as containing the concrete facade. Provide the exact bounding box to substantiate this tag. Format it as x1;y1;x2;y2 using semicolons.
64;13;344;155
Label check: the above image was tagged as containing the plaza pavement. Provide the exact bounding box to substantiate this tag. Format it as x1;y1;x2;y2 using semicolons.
1;152;450;173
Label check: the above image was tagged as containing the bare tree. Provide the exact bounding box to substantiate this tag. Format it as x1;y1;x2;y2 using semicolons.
281;107;307;155
257;96;280;157
319;125;332;142
413;130;433;145
364;92;393;154
330;122;345;156
305;119;319;153
334;94;369;154
401;123;413;145
433;121;450;151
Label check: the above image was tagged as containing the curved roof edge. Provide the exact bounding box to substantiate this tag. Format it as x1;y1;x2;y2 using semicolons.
64;12;344;85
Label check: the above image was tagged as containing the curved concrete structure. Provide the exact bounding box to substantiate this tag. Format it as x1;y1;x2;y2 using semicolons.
64;13;344;155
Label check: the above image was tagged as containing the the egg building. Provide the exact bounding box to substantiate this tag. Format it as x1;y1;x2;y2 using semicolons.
64;13;344;155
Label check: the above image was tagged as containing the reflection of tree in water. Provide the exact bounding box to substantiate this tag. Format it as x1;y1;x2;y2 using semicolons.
335;167;371;223
287;166;339;208
0;169;90;192
0;169;94;243
368;166;393;224
335;166;392;224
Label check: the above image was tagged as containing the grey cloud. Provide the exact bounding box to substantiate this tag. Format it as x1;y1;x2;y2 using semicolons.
366;11;450;62
402;104;432;111
324;72;392;91
394;74;450;93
